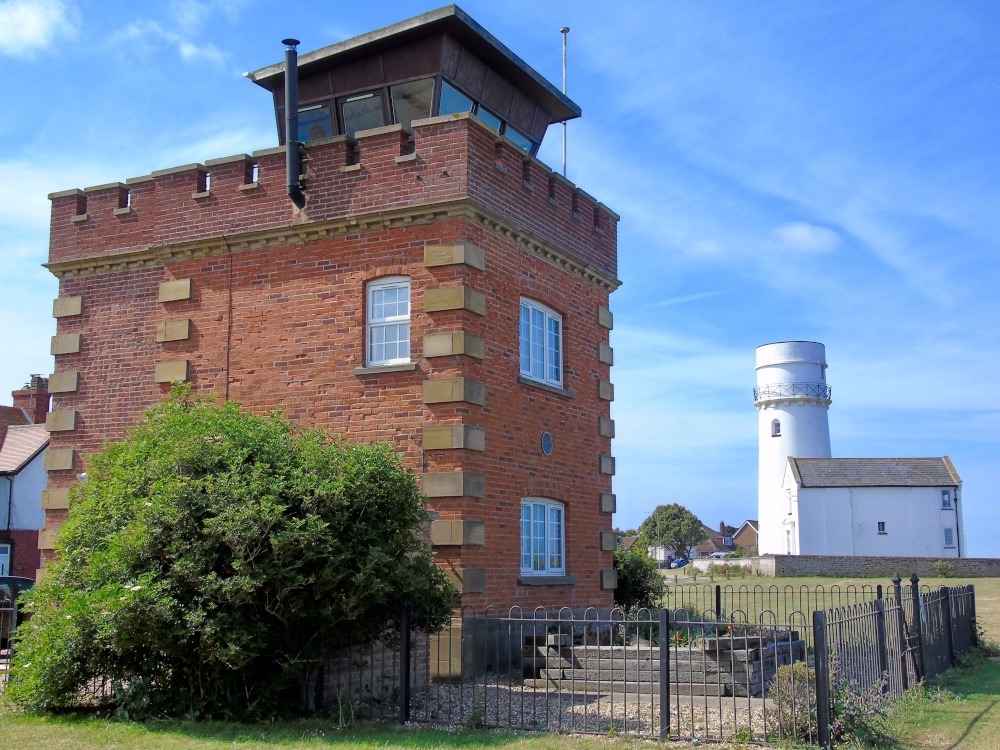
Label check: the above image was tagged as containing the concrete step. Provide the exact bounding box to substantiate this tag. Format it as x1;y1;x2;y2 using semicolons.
524;678;727;697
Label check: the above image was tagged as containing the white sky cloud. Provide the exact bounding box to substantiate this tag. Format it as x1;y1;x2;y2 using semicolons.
773;222;840;253
114;19;226;65
0;0;77;56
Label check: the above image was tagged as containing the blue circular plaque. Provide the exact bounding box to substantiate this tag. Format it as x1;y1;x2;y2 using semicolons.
541;432;553;455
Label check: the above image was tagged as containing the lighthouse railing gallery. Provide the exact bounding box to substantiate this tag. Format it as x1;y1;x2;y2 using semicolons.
754;381;832;402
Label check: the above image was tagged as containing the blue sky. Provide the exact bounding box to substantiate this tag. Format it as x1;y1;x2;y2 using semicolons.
1;1;998;557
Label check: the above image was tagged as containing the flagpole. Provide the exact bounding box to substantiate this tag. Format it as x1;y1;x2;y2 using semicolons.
561;26;569;178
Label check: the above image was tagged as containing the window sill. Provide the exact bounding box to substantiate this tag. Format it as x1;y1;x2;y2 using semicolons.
354;362;418;376
517;575;577;587
517;375;575;399
877;532;887;536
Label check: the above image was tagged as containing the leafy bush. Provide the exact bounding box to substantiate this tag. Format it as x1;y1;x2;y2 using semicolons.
828;655;892;747
769;662;817;742
613;547;665;612
7;388;456;720
706;562;746;576
931;559;955;578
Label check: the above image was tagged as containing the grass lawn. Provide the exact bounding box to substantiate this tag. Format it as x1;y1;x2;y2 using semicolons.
0;714;709;750
891;655;1000;749
660;573;1000;642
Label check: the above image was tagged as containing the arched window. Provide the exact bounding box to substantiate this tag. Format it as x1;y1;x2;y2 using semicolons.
771;419;781;437
520;498;565;575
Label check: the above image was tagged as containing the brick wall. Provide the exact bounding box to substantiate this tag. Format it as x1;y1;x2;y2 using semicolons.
44;116;620;610
2;530;40;579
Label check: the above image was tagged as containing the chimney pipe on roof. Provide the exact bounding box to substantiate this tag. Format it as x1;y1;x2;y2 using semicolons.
282;39;306;210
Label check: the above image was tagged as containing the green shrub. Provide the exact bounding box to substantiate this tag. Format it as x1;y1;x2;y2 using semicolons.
613;547;665;612
7;387;456;720
769;662;817;742
931;559;955;578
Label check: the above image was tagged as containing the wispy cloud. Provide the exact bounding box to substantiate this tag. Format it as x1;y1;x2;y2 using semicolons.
0;0;78;56
651;291;726;307
773;222;840;253
113;19;226;65
168;0;248;31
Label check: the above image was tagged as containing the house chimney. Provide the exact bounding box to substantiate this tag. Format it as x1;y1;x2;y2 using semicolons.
12;374;50;424
719;521;726;535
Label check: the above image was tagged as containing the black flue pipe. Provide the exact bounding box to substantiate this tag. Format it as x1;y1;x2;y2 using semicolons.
282;38;306;209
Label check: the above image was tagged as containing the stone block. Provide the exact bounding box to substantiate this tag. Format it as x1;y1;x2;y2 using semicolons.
48;370;79;393
422;472;486;498
600;569;619;590
598;380;615;401
155;359;189;383
599;531;617;552
50;333;81;355
38;527;59;550
41;487;71;509
43;448;75;471
423;331;486;359
155;319;191;342
424;285;486;315
598;416;615;438
423;424;486;451
158;278;192;302
598;342;614;365
423;242;486;271
52;296;82;318
446;567;486;594
600;492;617;514
599;454;616;475
598;306;614;329
423;378;485;405
45;410;77;432
430;519;486;546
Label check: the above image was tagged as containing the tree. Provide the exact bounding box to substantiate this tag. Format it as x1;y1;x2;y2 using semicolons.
8;387;455;719
637;503;709;560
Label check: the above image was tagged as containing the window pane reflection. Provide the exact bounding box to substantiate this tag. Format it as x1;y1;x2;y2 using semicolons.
298;104;332;142
341;92;385;135
439;81;473;115
390;79;434;128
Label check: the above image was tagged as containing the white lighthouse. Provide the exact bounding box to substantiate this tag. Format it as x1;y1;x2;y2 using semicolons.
755;341;832;555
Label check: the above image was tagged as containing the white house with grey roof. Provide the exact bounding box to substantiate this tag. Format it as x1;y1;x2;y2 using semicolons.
756;342;966;558
780;457;965;557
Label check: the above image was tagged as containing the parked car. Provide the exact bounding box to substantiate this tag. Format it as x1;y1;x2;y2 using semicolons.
708;551;731;559
0;575;35;647
669;558;688;569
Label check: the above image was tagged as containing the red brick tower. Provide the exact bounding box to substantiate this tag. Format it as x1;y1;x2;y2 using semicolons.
42;7;619;609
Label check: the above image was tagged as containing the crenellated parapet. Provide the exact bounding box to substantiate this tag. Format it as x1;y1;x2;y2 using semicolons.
47;113;618;281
